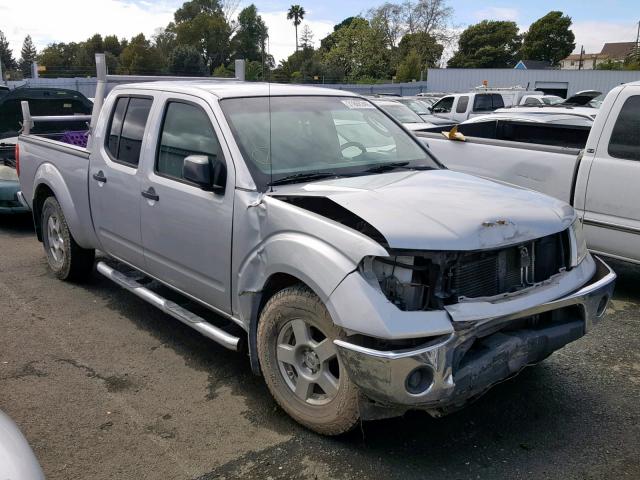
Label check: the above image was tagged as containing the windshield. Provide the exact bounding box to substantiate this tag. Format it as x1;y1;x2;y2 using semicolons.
542;96;563;105
397;98;431;115
220;96;439;190
588;94;605;108
376;102;425;123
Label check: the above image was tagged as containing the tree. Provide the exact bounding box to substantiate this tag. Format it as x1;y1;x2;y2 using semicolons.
447;20;521;68
319;17;357;52
172;0;232;73
118;34;165;74
322;17;392;82
520;11;575;66
396;31;443;72
168;45;207;75
299;25;314;49
20;35;38;77
287;5;306;51
232;4;268;61
396;49;422;81
153;27;177;60
104;35;123;57
368;3;405;48
0;30;16;75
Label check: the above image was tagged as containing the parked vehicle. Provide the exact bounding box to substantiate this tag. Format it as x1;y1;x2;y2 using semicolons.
0;85;9;98
0;87;93;142
370;98;435;131
395;97;436;119
17;54;615;435
0;410;45;480
562;90;602;107
0;154;28;214
519;94;564;106
425;88;543;124
419;81;640;264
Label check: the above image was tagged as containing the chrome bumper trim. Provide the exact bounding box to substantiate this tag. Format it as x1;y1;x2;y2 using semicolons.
334;256;616;409
16;191;30;210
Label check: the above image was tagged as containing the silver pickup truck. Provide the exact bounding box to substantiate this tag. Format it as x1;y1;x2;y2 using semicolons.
420;81;640;265
17;55;615;435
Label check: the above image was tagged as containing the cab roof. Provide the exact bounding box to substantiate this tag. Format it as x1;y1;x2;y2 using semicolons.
115;81;358;99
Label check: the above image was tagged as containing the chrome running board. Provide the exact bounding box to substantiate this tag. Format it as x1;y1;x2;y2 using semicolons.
96;261;240;351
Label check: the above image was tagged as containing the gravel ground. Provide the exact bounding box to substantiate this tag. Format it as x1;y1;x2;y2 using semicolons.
1;213;638;480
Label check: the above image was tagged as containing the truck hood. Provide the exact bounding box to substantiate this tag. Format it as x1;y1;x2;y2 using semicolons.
271;169;575;251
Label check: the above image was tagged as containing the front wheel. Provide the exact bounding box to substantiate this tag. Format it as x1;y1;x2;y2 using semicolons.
41;196;95;281
257;285;360;435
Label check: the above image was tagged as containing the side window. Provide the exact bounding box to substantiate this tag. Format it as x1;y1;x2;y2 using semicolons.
608;95;640;161
156;102;222;181
433;96;454;113
524;97;540;105
473;94;492;112
455;96;469;113
105;96;152;167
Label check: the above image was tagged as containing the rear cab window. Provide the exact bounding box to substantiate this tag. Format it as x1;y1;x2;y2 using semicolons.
608;95;640;161
473;94;504;113
105;96;153;167
455;96;469;114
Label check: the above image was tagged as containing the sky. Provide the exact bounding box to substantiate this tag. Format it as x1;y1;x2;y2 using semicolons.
1;0;639;65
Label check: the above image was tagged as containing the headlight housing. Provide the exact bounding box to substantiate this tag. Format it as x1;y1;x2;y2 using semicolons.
570;218;588;267
360;255;440;311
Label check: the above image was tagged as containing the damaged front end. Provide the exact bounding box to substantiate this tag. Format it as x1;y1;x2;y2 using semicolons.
333;256;615;417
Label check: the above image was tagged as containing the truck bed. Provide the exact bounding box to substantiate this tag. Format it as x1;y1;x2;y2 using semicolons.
417;132;582;204
18;134;98;249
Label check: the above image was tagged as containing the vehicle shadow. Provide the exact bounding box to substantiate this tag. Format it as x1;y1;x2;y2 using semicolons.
0;213;34;236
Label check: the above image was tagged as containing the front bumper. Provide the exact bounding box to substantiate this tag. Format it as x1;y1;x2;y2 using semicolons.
334;256;616;413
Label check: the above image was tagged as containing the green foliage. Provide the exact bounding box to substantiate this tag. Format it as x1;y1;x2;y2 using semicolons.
168;45;207;75
520;11;575;66
596;59;624;70
448;20;521;68
287;4;306;50
397;31;443;69
232;4;268;62
322;17;392;82
395;49;422;82
0;30;16;73
118;34;165;74
20;35;38;77
173;0;231;73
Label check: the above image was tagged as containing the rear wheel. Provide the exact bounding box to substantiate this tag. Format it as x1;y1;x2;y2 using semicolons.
257;285;360;435
41;196;94;281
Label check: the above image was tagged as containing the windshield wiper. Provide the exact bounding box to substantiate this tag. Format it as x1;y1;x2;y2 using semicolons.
363;161;410;173
268;171;337;186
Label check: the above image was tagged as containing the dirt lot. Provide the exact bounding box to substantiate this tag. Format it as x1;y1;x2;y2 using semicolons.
1;213;639;480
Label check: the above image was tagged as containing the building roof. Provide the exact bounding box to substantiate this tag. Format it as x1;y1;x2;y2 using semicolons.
563;53;607;61
514;60;553;70
113;81;358;99
600;42;637;59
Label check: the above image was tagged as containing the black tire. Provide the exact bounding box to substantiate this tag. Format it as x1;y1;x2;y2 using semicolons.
41;196;95;281
257;285;360;435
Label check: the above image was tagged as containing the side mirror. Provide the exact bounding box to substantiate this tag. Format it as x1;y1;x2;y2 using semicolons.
183;155;226;195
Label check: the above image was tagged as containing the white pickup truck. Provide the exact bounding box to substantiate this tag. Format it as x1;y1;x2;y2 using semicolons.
420;81;640;265
16;54;616;435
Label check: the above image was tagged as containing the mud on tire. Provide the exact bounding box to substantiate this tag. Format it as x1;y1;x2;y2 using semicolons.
41;196;95;281
257;285;360;435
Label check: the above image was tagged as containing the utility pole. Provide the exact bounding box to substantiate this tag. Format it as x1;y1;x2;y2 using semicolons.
578;46;584;70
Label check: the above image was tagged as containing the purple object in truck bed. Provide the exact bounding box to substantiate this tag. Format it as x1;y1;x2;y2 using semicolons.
60;131;89;148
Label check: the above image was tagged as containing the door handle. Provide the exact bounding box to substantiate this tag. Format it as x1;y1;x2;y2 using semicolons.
141;187;159;202
93;171;107;183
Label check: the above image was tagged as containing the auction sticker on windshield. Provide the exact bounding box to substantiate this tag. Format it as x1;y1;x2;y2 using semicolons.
341;99;375;109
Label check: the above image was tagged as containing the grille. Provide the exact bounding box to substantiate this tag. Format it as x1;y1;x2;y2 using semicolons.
451;232;569;300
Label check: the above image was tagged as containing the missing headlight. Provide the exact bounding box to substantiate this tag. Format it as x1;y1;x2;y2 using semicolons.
362;255;441;311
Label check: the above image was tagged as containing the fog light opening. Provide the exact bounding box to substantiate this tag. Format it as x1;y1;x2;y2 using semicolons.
596;295;609;317
405;367;434;395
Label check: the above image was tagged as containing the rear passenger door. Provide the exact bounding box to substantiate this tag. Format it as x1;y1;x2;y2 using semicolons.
583;90;640;262
452;95;469;122
139;95;234;313
89;95;153;267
